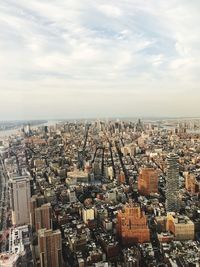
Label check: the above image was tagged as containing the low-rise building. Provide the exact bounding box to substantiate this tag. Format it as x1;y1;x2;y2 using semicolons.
166;213;195;240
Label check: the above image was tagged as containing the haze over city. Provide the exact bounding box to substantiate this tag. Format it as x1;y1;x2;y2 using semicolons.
1;0;200;119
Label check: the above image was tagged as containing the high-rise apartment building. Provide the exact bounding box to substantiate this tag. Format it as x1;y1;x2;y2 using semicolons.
165;153;180;212
117;203;150;245
138;168;158;196
30;195;46;227
38;228;62;267
9;174;31;225
35;203;52;231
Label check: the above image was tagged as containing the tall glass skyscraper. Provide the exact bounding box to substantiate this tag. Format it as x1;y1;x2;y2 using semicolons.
166;153;180;212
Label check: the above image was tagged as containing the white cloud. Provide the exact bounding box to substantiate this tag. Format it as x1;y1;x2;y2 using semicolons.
97;4;122;18
0;0;200;119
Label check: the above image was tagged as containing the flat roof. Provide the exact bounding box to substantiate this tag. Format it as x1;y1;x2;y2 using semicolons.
0;253;19;266
9;225;29;255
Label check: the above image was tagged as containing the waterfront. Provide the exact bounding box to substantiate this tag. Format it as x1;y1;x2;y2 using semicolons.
0;121;59;138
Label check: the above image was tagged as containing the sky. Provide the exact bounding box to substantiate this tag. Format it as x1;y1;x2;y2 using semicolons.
1;0;200;120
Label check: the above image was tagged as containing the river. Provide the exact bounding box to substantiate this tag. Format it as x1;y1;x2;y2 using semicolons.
0;121;59;138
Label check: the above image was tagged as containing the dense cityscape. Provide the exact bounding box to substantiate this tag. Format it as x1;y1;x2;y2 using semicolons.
0;118;199;267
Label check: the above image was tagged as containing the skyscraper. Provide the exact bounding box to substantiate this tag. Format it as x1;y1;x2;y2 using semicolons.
30;195;46;227
9;174;31;225
166;153;180;212
38;228;63;267
35;203;52;231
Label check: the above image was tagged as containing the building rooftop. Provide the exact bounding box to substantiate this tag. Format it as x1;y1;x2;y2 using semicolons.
0;253;19;267
9;225;29;256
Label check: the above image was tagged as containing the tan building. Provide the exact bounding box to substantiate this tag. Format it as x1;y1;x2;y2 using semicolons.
166;213;194;240
67;170;89;184
185;173;200;194
38;228;62;267
157;232;174;243
9;174;31;225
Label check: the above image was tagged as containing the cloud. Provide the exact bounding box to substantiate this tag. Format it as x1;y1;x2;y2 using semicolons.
0;0;200;119
97;4;122;18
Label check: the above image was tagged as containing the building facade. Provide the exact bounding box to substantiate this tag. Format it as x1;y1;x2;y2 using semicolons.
117;203;150;245
166;213;194;240
35;203;52;231
138;168;158;196
38;229;62;267
82;207;95;224
165;153;180;212
9;175;31;225
185;173;200;194
30;195;46;227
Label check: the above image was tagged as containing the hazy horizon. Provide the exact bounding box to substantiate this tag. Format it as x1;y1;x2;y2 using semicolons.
2;115;200;123
1;1;200;120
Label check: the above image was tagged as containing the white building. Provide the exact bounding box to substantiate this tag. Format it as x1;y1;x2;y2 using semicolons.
67;189;77;203
105;190;117;202
82;207;94;224
9;225;30;255
104;166;114;180
0;225;30;267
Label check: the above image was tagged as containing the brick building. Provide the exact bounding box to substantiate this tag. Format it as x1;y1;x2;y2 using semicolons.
138;168;158;196
117;203;150;245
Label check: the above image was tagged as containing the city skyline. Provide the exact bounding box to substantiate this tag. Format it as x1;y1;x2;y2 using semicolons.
1;0;200;120
1;119;199;266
